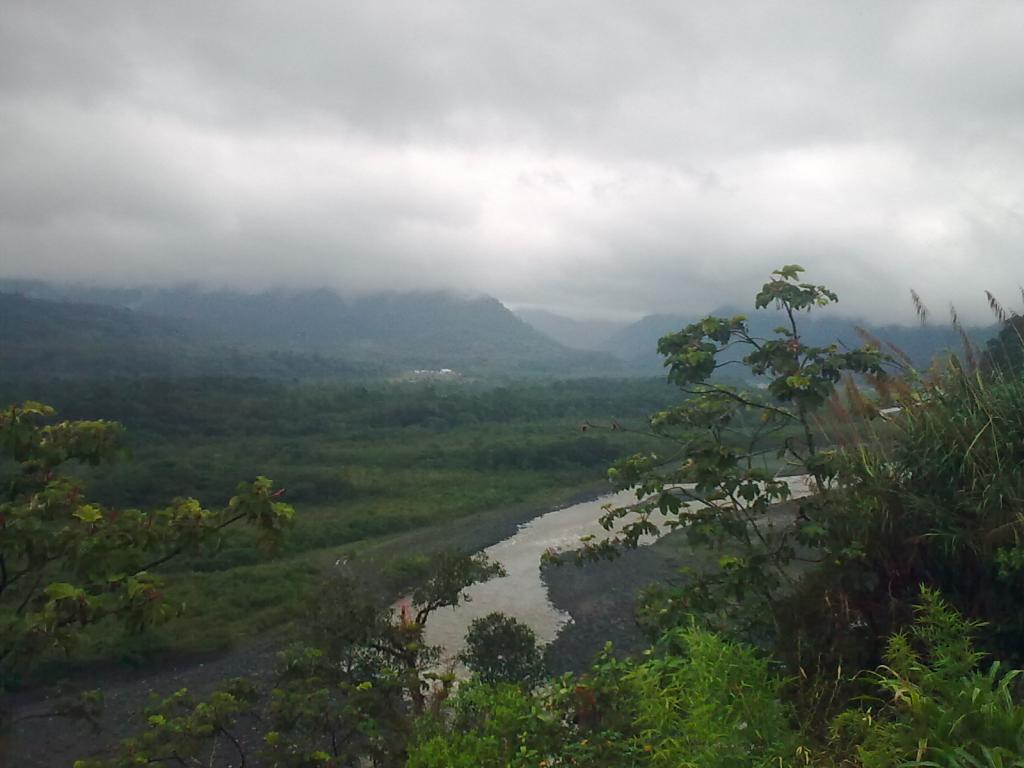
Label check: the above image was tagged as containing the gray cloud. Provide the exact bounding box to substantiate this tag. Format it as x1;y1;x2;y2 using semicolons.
2;1;1023;323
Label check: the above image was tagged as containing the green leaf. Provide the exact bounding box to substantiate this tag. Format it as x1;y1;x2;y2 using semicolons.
45;582;80;601
773;264;805;280
72;505;103;523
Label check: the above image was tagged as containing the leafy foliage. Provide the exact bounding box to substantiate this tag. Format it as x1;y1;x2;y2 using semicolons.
579;266;888;638
69;551;504;767
627;625;798;767
72;679;260;768
0;401;293;689
832;589;1024;767
576;268;1024;740
774;360;1024;695
459;611;546;686
983;313;1024;373
17;265;1024;767
408;625;799;767
407;680;565;768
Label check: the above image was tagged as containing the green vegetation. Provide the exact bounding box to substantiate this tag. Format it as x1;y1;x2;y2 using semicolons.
404;266;1024;767
983;312;1024;373
0;377;676;666
72;552;507;768
0;402;294;690
0;285;620;378
406;625;797;768
7;266;1024;766
575;266;887;640
459;612;546;686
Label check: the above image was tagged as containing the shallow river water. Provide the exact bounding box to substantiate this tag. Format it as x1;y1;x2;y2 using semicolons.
398;475;814;670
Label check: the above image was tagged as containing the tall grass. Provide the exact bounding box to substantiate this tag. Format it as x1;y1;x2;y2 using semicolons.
776;303;1024;727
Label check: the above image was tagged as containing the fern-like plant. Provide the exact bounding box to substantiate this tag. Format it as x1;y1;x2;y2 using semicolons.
834;589;1024;767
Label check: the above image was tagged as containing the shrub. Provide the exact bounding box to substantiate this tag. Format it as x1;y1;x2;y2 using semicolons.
628;626;798;768
409;626;799;767
780;362;1024;688
459;612;546;686
832;588;1024;766
408;681;562;768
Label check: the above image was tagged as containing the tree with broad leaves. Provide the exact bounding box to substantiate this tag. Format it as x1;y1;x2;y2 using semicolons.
570;266;889;638
0;401;294;718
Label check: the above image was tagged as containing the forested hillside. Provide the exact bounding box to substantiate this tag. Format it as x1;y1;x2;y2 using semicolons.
0;292;379;379
7;279;990;382
1;282;619;376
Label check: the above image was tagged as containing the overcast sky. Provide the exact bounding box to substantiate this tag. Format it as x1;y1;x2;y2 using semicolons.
2;2;1022;322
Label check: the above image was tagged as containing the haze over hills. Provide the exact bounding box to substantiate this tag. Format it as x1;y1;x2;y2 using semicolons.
0;282;620;379
0;292;384;380
3;276;1001;383
519;307;999;373
513;308;630;351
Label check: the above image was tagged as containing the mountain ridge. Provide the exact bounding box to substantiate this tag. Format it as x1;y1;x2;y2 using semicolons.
513;308;630;351
0;282;620;378
520;305;998;372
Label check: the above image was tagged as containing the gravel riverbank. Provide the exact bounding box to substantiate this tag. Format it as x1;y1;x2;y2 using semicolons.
541;530;704;674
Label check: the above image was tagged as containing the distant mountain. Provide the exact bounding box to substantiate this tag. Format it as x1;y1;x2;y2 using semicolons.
599;313;698;363
515;308;630;350
1;281;359;350
0;292;376;380
345;292;570;365
3;276;996;381
596;307;997;373
0;281;620;378
1;290;199;347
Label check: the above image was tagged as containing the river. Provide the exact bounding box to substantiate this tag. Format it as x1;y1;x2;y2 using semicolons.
398;475;814;670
